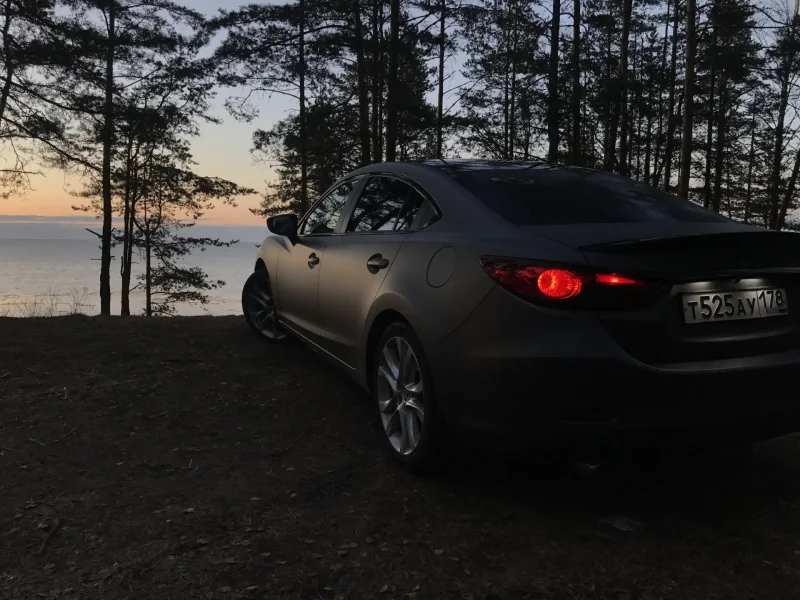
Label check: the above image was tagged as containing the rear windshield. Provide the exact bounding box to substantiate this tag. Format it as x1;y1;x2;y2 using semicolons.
448;168;729;225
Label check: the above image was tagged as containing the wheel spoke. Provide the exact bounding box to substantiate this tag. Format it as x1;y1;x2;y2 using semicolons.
404;379;423;398
377;365;398;394
384;407;401;438
378;396;395;413
265;312;278;336
256;310;272;327
395;338;406;380
382;344;400;379
405;409;421;450
405;398;424;420
400;342;414;384
397;406;410;454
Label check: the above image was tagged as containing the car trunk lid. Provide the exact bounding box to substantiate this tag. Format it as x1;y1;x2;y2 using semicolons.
521;223;800;276
522;223;800;367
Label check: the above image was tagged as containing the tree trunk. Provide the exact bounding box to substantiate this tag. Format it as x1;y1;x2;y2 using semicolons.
776;145;800;231
353;0;371;166
651;0;671;185
703;41;717;209
744;104;756;224
602;21;612;169
371;0;382;162
661;0;679;191
617;0;633;176
521;93;531;159
725;162;732;218
100;1;116;316
547;0;560;162
120;137;133;316
644;82;653;183
503;24;510;158
677;0;696;198
121;206;133;315
145;227;152;317
711;76;726;213
435;0;445;158
769;77;790;226
570;0;581;165
769;27;795;227
298;0;308;212
509;9;518;160
632;33;642;178
384;0;400;162
0;0;14;127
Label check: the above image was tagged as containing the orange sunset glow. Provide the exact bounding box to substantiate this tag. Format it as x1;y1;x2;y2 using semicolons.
2;172;266;226
1;93;281;227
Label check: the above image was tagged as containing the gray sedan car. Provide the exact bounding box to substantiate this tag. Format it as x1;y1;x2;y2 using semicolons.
243;159;800;471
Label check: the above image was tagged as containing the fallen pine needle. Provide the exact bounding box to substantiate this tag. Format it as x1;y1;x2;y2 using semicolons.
55;427;79;443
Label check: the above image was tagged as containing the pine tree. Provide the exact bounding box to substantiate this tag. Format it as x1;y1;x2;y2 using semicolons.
50;0;206;314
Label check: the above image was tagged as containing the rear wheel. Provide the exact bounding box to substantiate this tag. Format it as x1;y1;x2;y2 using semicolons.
242;270;286;342
373;322;439;473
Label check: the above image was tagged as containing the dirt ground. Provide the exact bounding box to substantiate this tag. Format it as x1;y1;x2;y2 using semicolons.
2;316;800;600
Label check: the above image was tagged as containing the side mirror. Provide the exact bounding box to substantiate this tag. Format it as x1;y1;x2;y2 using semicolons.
267;213;299;245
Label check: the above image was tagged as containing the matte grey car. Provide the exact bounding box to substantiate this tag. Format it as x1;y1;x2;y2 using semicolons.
243;159;800;470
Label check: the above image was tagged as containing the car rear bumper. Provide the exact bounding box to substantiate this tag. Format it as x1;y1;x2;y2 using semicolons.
445;357;800;444
426;287;800;447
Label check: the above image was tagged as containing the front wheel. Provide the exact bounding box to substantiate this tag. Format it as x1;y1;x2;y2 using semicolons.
242;270;286;342
372;322;440;473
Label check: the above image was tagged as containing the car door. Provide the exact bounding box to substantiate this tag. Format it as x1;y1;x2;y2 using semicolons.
316;174;429;367
275;179;360;342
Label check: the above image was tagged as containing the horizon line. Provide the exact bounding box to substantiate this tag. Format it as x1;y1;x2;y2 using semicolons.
0;214;267;227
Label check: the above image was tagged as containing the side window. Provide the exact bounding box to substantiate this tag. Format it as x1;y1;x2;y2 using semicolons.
300;179;358;235
417;204;440;230
345;176;426;233
395;189;425;231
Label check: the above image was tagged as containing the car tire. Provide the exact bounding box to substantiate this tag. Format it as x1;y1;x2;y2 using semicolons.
242;270;286;343
372;321;440;473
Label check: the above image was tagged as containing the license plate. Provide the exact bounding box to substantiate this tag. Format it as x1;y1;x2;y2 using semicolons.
682;288;789;324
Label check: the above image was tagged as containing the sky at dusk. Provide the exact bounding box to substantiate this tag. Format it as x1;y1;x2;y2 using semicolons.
0;0;292;232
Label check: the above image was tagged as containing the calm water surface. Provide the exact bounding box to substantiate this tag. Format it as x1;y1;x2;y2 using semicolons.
0;238;261;316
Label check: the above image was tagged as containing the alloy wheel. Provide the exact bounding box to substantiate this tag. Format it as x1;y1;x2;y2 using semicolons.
376;336;425;455
244;272;286;341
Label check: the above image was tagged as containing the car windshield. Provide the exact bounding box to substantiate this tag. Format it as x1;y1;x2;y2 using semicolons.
433;163;729;225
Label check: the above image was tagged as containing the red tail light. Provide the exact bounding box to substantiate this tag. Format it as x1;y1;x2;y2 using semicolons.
537;269;582;299
479;256;656;309
595;273;641;286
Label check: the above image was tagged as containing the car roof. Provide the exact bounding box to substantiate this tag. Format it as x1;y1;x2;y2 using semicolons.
351;158;605;179
418;158;554;172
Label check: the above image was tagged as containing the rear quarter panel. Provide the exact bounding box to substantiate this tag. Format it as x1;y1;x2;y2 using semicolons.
370;233;492;349
362;227;590;375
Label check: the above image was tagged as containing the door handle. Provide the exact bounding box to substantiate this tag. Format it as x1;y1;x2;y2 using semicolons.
366;254;390;272
308;253;320;268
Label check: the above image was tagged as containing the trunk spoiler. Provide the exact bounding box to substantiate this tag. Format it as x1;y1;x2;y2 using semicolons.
577;230;800;277
579;231;800;255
